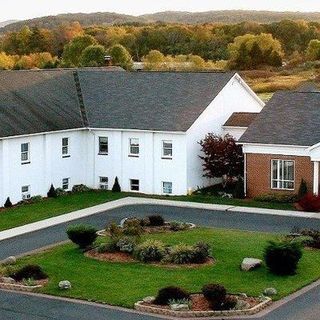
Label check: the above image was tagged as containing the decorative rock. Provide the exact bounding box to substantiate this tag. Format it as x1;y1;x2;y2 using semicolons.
0;277;15;284
143;296;155;304
170;304;190;311
1;256;16;265
58;280;71;290
263;288;277;296
241;258;262;271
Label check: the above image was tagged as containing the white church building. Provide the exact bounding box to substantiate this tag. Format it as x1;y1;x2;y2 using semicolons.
0;69;263;204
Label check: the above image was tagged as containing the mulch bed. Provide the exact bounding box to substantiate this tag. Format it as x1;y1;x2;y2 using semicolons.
85;250;214;268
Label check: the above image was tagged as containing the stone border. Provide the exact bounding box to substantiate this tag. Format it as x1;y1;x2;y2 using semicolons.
134;297;272;318
0;282;42;292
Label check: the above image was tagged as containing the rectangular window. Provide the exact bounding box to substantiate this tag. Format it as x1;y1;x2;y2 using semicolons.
62;178;70;190
162;140;173;159
130;179;140;191
21;143;30;163
99;137;108;155
162;182;173;194
62;138;70;157
271;160;295;190
21;185;31;200
129;138;139;156
99;177;108;190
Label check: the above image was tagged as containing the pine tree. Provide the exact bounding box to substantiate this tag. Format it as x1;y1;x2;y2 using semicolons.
47;184;57;198
4;197;12;208
112;177;121;193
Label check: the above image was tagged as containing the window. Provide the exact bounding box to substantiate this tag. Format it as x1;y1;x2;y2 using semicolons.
99;137;108;155
129;138;139;156
62;138;70;157
271;160;295;190
21;143;30;163
62;178;70;190
162;140;173;159
162;182;173;194
130;179;140;191
99;177;108;190
21;185;31;200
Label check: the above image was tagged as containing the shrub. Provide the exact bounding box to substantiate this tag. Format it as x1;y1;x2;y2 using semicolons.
300;229;320;249
72;184;90;193
66;224;98;249
122;219;143;237
264;240;302;275
96;242;118;253
112;177;121;192
4;197;12;208
202;283;227;310
148;215;165;226
298;179;308;199
108;222;123;240
55;188;66;196
47;184;57;198
254;193;298;203
233;177;245;199
166;243;195;264
192;242;211;263
169;221;189;231
154;286;190;305
134;239;166;262
28;196;43;203
10;265;48;281
116;236;137;253
297;193;320;212
222;295;238;310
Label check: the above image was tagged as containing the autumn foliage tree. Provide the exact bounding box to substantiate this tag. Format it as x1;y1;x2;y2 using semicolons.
199;134;244;180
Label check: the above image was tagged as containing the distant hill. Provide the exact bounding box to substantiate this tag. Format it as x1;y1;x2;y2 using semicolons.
2;10;320;32
0;20;19;28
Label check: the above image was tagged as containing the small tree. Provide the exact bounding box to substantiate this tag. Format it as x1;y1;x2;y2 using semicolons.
47;184;57;198
298;179;308;199
107;44;133;70
199;134;244;181
4;197;12;208
80;45;106;67
112;177;121;192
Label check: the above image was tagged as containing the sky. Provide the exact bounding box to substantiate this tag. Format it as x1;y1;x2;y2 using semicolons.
2;0;320;22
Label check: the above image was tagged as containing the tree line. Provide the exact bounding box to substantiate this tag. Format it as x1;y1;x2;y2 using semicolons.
0;19;320;70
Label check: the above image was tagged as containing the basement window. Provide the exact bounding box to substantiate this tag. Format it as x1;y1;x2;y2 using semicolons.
21;185;31;200
130;179;140;192
99;177;108;190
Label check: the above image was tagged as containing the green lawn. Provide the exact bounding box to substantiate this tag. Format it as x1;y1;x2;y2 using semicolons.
0;191;295;232
17;228;320;308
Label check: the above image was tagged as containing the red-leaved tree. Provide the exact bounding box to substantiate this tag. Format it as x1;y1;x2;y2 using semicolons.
199;133;244;180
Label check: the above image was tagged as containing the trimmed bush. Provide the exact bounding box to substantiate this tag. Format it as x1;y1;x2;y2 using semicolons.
112;177;121;192
298;179;308;199
192;242;211;263
297;193;320;212
72;184;90;193
166;243;195;264
4;197;12;208
66;224;98;249
202;283;227;309
233;177;245;199
148;215;165;226
10;264;48;281
47;184;57;198
264;240;302;275
254;193;297;203
154;286;190;305
134;239;166;262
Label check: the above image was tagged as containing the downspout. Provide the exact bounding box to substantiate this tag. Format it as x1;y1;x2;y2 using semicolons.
244;153;247;197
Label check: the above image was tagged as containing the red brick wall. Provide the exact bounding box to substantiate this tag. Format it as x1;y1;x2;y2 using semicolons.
246;154;313;198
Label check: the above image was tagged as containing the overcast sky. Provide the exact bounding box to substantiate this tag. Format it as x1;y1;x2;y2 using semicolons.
2;0;320;21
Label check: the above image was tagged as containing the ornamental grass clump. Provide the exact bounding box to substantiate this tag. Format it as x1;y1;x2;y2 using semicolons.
134;239;166;262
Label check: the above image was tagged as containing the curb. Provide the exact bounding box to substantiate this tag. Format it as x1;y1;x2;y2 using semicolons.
0;196;318;242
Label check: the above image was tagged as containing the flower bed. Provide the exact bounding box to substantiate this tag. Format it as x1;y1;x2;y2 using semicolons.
0;278;47;292
135;294;272;318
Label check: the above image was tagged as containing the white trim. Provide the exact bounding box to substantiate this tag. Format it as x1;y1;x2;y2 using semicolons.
222;125;248;130
309;142;320;151
313;161;319;195
89;127;186;135
241;142;309;148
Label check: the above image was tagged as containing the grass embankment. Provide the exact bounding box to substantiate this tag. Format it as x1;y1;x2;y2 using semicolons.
17;228;320;307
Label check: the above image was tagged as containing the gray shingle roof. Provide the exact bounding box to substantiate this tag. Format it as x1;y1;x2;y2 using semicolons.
239;90;320;146
78;71;235;132
0;69;235;138
223;112;259;127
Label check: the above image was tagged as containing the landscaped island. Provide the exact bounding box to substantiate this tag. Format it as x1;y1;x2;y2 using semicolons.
2;223;320;314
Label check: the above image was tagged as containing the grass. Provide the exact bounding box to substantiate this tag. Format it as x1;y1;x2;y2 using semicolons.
0;191;295;232
16;228;320;308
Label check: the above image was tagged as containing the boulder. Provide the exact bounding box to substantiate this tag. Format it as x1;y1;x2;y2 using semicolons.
143;296;155;304
1;256;16;265
263;287;277;296
241;258;262;271
170;304;190;311
0;277;15;284
58;280;71;290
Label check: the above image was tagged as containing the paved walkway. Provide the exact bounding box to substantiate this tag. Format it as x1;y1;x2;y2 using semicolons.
0;197;318;241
